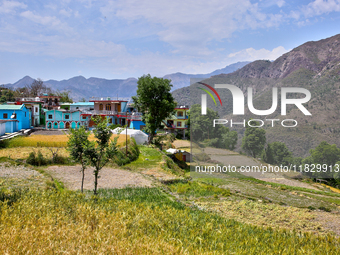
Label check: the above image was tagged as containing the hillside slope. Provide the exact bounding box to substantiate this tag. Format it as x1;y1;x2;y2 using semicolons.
173;34;340;157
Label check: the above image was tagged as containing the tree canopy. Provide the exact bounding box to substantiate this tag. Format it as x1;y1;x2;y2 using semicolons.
132;74;176;144
262;141;292;166
189;104;237;150
241;120;266;158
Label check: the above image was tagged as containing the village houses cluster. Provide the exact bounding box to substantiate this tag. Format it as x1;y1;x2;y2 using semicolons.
0;94;189;138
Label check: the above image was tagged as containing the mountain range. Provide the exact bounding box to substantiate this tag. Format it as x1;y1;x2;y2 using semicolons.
172;33;340;157
3;62;250;101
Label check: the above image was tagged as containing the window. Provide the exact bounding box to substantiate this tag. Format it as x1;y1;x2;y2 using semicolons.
48;114;53;119
25;112;26;117
65;115;70;120
106;104;111;111
109;118;113;123
99;104;103;110
35;107;38;113
3;113;8;118
177;111;183;117
82;116;87;120
177;122;182;127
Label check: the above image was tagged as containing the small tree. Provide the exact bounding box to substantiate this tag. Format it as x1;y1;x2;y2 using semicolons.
132;74;176;144
85;116;118;195
242;120;266;158
67;126;91;192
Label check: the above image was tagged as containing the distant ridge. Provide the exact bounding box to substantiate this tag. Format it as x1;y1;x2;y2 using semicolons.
3;62;250;101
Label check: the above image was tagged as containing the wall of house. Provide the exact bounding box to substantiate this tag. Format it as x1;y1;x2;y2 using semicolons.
0;108;30;130
4;121;18;133
129;120;145;130
93;101;126;112
0;122;6;136
45;110;85;129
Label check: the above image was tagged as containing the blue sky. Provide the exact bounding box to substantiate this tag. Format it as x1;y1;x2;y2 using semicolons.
1;0;340;84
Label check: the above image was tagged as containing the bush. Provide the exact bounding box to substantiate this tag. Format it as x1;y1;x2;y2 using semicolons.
113;138;140;166
26;151;48;166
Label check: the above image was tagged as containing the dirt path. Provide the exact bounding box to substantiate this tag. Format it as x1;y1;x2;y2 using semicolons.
46;165;153;190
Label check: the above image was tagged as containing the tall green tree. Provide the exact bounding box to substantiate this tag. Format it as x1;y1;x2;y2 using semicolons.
132;74;176;144
221;130;238;150
242;121;266;158
67;126;91;193
310;141;340;166
262;142;292;166
190;104;223;141
85;116;118;195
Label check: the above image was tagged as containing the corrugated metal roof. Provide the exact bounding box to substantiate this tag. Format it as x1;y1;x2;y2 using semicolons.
71;102;94;106
0;105;24;110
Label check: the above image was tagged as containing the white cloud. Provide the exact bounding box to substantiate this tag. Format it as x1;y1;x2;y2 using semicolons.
59;9;72;17
227;46;289;62
0;1;26;14
276;0;285;8
302;0;340;17
20;11;61;26
102;0;283;54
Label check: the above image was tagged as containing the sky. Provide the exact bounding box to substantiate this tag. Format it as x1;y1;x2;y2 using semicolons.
1;0;340;84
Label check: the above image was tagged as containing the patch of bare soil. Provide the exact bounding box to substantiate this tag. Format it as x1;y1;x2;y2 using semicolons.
172;140;190;148
46;165;153;190
0;163;43;179
142;168;184;182
312;211;340;236
0;163;47;188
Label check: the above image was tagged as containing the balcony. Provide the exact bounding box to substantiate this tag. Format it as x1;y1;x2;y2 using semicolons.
89;97;130;102
81;110;118;115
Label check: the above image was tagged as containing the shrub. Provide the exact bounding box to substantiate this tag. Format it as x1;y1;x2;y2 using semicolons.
26;150;48;166
113;138;140;166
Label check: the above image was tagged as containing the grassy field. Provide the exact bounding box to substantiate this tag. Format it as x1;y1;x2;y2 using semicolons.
5;134;128;148
1;187;339;254
1;138;340;253
0;134;129;161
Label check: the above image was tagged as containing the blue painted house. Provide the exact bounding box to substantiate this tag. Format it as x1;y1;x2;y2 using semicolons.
0;104;30;131
45;109;89;129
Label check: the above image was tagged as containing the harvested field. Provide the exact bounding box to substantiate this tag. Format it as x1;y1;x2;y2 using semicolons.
46;165;154;190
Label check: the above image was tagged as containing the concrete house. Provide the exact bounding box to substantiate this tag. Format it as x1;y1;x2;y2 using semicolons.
81;97;129;128
162;105;189;138
15;97;44;126
45;109;89;129
0;104;30;131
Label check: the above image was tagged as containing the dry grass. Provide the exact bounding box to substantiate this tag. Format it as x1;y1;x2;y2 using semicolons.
172;140;190;148
196;199;330;235
0;147;70;160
